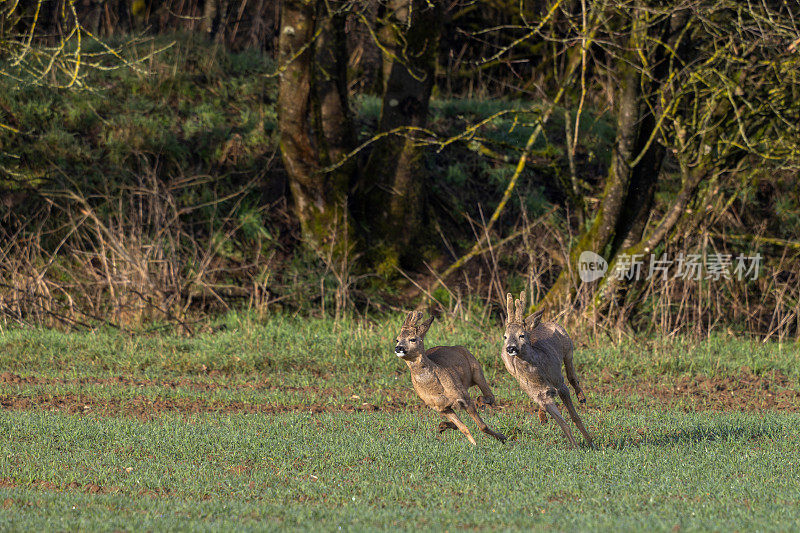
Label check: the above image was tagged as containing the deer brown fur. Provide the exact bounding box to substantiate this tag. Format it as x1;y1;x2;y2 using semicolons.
500;291;593;448
395;311;506;445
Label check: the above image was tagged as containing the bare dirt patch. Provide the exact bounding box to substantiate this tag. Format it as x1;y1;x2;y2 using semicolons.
0;392;414;419
0;371;282;392
0;370;798;417
592;369;800;412
0;477;181;498
0;477;121;495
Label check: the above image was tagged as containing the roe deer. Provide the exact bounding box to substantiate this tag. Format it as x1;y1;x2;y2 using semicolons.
500;291;593;448
394;311;506;445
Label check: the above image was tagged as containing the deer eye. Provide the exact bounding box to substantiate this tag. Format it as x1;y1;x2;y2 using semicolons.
519;334;525;339
410;338;417;342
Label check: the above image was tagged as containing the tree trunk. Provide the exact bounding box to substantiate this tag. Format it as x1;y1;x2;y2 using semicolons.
358;0;443;267
542;6;681;309
202;0;219;36
277;0;355;256
312;3;355;171
542;56;644;308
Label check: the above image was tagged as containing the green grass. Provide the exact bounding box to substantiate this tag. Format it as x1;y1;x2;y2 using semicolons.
1;312;798;383
1;314;799;531
1;410;800;531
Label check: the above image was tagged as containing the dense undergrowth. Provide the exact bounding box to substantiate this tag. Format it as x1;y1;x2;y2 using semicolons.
1;33;799;339
0;34;606;326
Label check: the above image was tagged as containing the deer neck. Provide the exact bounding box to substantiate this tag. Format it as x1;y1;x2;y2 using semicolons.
407;351;441;380
405;351;431;371
406;353;440;390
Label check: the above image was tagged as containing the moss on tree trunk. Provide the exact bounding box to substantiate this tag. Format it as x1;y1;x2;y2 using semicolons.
277;0;355;257
542;6;679;309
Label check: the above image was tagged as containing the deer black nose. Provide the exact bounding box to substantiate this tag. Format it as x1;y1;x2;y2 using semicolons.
506;345;518;354
395;345;405;354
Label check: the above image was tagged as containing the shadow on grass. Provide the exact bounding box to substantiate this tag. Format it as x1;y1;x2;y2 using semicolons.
413;412;793;451
599;420;787;450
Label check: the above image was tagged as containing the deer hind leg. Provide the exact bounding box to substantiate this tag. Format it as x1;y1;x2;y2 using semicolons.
563;349;586;404
558;386;593;447
463;399;506;443
542;401;577;448
469;360;496;406
442;410;477;445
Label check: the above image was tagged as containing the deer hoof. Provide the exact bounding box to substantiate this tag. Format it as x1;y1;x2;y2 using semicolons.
438;421;458;433
538;409;548;425
478;395;495;406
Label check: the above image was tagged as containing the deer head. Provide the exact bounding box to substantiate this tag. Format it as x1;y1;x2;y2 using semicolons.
394;311;434;360
503;291;544;356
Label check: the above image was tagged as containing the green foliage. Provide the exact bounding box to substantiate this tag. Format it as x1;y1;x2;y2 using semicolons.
238;208;273;242
398;96;611;279
354;95;382;123
0;33;277;188
503;274;527;297
444;161;470;188
774;195;800;238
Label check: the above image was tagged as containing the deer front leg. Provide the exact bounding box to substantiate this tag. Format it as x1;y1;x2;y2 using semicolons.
442;409;477;445
558;386;594;447
541;401;577;448
463;400;506;443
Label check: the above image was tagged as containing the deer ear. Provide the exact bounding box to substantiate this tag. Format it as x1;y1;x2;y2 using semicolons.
524;310;544;330
418;315;434;336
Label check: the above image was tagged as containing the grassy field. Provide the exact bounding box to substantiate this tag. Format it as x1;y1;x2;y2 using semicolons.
1;313;799;531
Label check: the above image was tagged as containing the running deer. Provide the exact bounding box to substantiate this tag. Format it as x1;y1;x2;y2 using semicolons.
394;311;506;445
500;292;593;448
